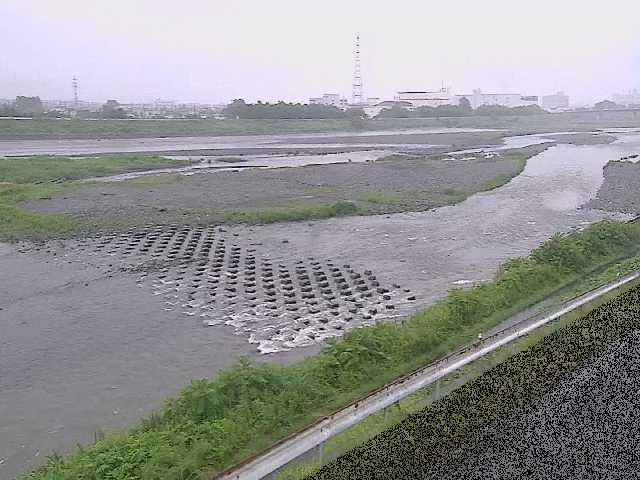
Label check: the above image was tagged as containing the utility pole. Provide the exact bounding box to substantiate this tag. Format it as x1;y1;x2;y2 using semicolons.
351;35;364;105
72;76;79;109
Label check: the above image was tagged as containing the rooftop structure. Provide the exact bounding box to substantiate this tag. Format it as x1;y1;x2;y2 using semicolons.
395;88;454;108
454;89;539;109
612;89;640;107
309;93;348;109
542;91;570;110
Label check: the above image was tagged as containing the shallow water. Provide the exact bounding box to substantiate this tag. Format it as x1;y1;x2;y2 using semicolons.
88;149;397;182
1;132;638;479
70;136;639;353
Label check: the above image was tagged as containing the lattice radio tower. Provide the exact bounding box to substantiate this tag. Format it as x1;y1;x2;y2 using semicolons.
72;76;79;108
351;35;364;105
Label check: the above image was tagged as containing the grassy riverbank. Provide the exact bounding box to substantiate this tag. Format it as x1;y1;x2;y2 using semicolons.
23;221;640;480
0;155;190;241
307;277;640;479
1;111;640;140
1;147;532;242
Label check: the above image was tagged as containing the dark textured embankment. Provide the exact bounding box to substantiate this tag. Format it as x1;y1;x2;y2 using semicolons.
309;284;640;480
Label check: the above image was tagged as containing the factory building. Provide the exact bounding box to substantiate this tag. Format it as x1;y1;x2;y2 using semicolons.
612;90;640;107
309;93;348;109
395;87;454;108
394;88;539;110
454;89;539;109
541;92;570;110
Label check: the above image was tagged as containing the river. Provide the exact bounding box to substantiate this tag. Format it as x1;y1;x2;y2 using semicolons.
0;131;638;478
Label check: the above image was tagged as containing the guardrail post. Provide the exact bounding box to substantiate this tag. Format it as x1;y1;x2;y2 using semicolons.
434;378;441;400
317;441;324;464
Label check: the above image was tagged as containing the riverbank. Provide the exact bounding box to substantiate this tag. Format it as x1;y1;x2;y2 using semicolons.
307;276;640;480
2;145;541;242
20;221;640;480
1;110;639;141
3;133;637;478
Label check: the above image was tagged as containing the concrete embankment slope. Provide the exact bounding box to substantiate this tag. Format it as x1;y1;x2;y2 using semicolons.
306;279;640;480
215;272;640;480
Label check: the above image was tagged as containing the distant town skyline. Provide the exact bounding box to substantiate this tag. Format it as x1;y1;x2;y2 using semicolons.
2;0;639;106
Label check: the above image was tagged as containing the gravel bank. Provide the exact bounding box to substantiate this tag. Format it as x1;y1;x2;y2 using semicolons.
25;146;542;230
586;160;640;214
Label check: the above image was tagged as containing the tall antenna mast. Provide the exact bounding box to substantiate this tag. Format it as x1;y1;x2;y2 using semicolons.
72;76;79;108
351;35;364;105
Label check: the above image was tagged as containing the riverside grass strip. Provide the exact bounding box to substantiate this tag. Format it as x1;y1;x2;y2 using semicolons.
272;267;640;480
24;221;640;480
307;282;640;480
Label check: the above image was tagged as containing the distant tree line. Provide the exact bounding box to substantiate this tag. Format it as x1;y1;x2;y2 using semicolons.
0;96;44;117
377;99;546;118
222;99;353;119
100;99;128;118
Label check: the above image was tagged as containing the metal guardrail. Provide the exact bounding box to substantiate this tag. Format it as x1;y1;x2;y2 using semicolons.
213;270;640;480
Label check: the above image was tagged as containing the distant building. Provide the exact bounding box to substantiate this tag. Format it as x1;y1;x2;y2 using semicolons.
363;100;412;117
395;87;454;108
454;90;539;109
612;90;640;107
309;93;348;109
542;92;570;110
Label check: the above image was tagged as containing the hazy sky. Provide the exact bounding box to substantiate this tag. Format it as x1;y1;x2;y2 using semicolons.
1;0;639;105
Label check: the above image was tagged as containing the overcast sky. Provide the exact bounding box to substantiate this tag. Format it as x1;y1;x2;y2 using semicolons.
1;0;639;105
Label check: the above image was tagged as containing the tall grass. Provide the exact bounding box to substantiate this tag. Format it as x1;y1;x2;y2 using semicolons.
23;220;640;480
0;155;188;240
0;204;76;241
0;155;188;184
189;201;360;225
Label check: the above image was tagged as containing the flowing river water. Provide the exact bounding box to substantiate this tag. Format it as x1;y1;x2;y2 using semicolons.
1;132;639;478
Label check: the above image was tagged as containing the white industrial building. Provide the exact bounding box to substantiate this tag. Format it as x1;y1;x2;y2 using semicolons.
454;89;539;109
309;93;348;109
395;88;455;108
541;92;570;110
392;88;539;110
612;90;640;107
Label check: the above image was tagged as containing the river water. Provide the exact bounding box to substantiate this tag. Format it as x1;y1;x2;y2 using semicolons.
204;138;634;354
1;131;638;478
0;127;498;156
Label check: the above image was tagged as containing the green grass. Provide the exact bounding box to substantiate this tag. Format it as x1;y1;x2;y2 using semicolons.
0;154;191;241
482;156;527;190
187;201;360;225
0;204;77;241
23;221;640;480
355;191;407;205
2;111;640;140
308;279;640;479
0;141;541;241
0;155;188;183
